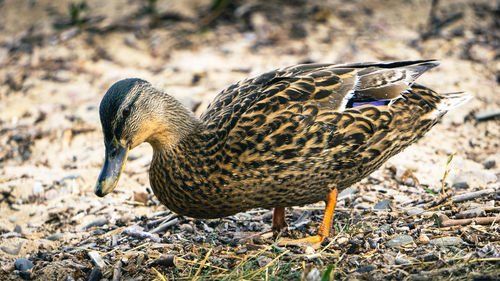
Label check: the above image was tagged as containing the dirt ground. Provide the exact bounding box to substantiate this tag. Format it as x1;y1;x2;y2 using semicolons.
0;0;499;280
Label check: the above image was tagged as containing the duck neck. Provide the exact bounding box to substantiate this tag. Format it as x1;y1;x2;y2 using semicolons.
148;115;213;217
146;103;203;153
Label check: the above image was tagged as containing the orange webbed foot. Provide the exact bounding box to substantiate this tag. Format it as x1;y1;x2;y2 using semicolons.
278;235;324;246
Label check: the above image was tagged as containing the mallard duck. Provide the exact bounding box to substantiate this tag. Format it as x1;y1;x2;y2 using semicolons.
95;60;470;244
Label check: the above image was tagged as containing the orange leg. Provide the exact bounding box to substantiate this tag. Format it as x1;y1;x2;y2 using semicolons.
272;207;288;231
279;187;338;245
235;207;288;243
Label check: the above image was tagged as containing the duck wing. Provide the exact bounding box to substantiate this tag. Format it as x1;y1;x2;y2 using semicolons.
200;60;438;137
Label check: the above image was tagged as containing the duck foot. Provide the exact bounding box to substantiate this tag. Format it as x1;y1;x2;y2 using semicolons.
279;187;338;247
278;235;324;246
234;207;290;244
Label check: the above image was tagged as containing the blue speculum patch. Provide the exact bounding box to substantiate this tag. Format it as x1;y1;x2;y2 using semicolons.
350;100;390;108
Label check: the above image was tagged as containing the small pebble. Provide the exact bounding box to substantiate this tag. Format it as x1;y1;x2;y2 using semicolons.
338;186;357;200
456;207;485;219
88;267;102;281
303;267;321;281
336;236;349;245
373;199;391;211
367;238;378;249
236;247;247;255
305;246;315;255
14;258;34;271
406;208;424;216
429;237;464;247
356;264;376;273
1;241;24;255
394;258;410;265
417;253;438;262
33;182;44;196
482;159;495;169
180;223;194;233
258;257;272;267
88;251;106;269
46;233;62;241
386;235;414;247
452;181;469;189
84;217;108;229
112;235;119;247
417;234;430;244
13;225;22;233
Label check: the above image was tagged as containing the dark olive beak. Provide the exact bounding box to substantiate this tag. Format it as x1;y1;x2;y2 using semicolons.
95;141;130;197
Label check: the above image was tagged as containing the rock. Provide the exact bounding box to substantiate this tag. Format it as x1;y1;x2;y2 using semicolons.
46;233;62;241
379;224;392;232
417;253;438;261
482;159;495;169
417;234;430;244
88;251;106;269
133;191;149;205
395;258;410;265
124;33;137;48
373;199;391;211
19;271;32;280
60;27;79;41
13;225;22;233
305;246;315;255
14;258;34;271
367;239;378;249
338;187;357;200
452;181;469;189
53;70;72;82
88;267;102;281
1;241;24;255
257;257;272;267
451;170;497;188
236;247;247;255
336;236;349;245
357;265;376;273
386;235;414;247
32;182;43;196
406;207;424;216
355;202;372;210
303;267;321;281
456;207;485;219
179;224;194;233
84;217;108;229
429;237;464;247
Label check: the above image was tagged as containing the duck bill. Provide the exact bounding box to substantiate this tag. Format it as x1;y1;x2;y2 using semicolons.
95;142;129;197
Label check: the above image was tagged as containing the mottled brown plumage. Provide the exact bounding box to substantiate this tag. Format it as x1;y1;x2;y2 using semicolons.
95;60;470;243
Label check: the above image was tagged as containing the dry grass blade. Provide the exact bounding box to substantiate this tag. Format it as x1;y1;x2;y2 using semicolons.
176;258;228;271
441;153;454;194
192;247;213;280
152;267;168;281
239;250;290;279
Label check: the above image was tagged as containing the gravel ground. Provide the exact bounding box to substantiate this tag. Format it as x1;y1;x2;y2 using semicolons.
0;0;499;280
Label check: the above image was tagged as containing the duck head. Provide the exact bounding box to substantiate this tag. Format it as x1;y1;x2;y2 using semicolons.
95;78;198;197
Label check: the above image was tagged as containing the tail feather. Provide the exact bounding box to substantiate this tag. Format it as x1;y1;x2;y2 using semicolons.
428;91;472;118
437;92;473;112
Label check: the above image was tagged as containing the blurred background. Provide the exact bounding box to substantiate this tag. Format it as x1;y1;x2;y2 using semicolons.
0;0;499;280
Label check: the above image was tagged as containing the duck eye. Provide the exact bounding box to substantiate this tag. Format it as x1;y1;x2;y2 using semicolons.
122;107;131;118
